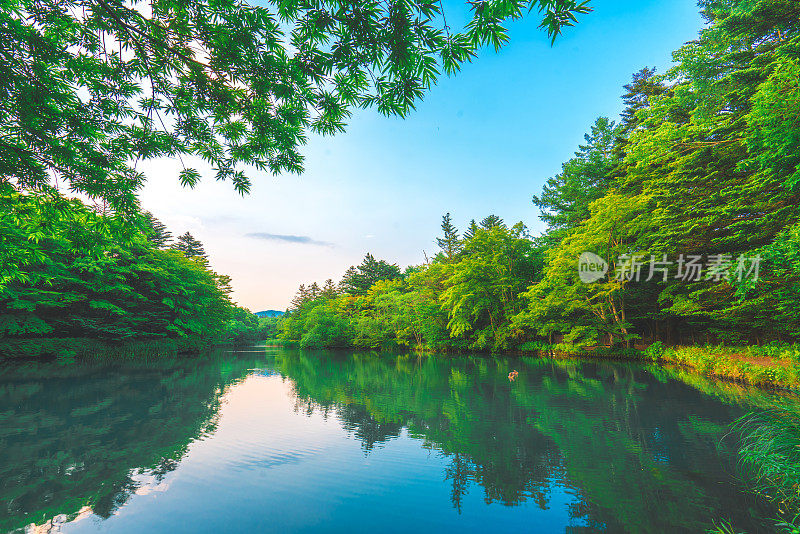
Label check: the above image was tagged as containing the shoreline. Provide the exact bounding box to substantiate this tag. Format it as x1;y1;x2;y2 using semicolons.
268;340;800;390
2;337;798;390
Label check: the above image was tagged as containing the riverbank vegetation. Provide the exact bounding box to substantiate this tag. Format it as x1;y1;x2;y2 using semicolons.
1;0;590;359
735;406;800;532
0;184;270;358
280;1;800;385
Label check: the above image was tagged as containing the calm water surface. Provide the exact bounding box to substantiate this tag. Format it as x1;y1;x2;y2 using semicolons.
0;347;794;533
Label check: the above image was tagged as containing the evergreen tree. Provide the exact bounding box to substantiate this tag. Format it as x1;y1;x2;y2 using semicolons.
522;0;800;345
309;282;321;299
339;268;359;294
436;213;462;260
172;232;208;261
532;117;621;244
464;220;480;241
321;279;339;299
480;215;506;230
340;254;403;295
142;212;173;249
619;67;665;135
290;284;311;312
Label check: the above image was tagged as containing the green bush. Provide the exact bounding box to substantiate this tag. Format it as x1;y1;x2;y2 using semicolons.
644;341;666;361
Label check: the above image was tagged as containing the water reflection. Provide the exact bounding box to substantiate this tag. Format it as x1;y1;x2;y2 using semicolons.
274;352;778;532
0;352;256;532
0;348;788;533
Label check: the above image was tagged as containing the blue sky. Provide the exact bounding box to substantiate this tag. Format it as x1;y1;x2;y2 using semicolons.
140;0;704;311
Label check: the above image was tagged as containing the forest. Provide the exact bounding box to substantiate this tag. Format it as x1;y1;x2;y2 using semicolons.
280;0;800;378
0;183;277;358
1;0;799;372
0;0;590;358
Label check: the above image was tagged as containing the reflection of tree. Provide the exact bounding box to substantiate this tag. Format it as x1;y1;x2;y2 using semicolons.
444;453;469;513
276;351;778;533
280;352;564;510
338;404;404;452
0;351;261;532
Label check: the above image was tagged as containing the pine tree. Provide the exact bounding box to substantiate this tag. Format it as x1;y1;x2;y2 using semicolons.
340;254;403;295
172;232;207;260
464;220;480;241
480;215;505;230
290;284;310;311
533;117;621;244
142;212;173;249
309;282;320;299
436;213;462;260
321;279;338;299
619;67;665;135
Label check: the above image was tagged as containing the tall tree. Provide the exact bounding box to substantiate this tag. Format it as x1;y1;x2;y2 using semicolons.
142;212;173;249
441;222;538;350
464;220;480;241
309;282;320;299
436;213;462;260
172;232;207;260
290;284;311;311
532;117;621;244
340;254;402;296
619;67;665;135
479;215;506;230
0;187;232;341
320;279;339;299
515;193;649;348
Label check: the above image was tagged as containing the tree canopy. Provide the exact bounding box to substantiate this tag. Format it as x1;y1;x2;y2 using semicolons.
340;253;403;295
0;0;590;210
0;184;232;342
172;231;208;260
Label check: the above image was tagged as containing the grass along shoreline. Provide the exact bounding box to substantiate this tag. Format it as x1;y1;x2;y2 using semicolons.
276;338;800;390
655;345;800;390
3;336;799;389
515;342;800;390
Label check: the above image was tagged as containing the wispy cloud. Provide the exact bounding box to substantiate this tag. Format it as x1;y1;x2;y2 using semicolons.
246;232;333;247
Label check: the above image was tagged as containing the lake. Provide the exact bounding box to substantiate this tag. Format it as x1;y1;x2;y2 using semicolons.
0;346;791;533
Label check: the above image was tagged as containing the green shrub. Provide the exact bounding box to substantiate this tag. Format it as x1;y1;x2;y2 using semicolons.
644;341;665;361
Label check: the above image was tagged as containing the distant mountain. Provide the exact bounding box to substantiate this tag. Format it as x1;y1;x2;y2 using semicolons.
255;310;285;318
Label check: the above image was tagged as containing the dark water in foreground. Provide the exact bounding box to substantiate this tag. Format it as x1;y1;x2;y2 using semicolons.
0;347;793;533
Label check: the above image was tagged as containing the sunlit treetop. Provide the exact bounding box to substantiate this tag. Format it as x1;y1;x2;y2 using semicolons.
0;0;590;210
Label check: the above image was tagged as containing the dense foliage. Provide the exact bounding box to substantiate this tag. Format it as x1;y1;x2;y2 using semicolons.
0;0;593;355
0;184;238;354
0;0;589;209
736;405;800;529
283;0;800;353
519;0;800;348
223;306;281;342
280;217;540;350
